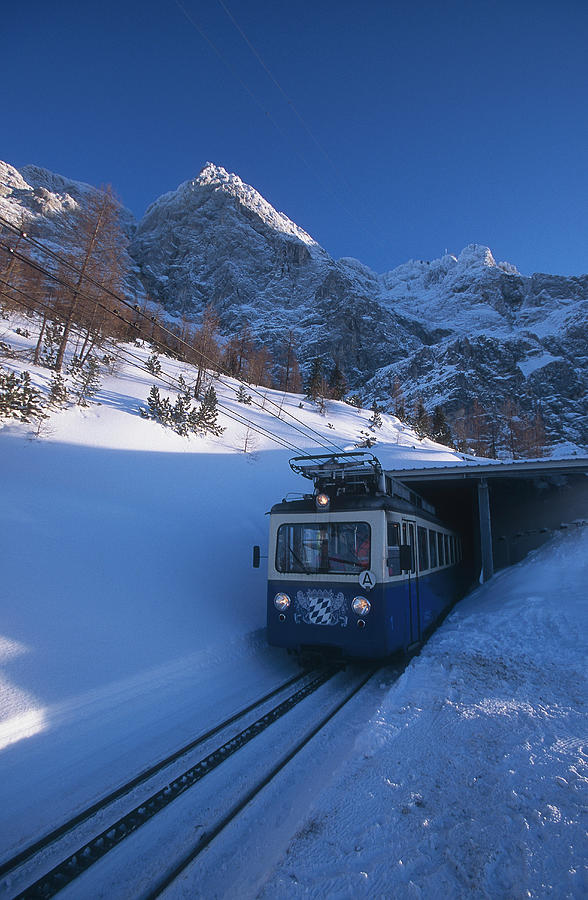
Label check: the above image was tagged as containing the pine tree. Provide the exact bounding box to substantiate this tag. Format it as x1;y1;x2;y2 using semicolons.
146;352;162;376
328;362;347;400
71;356;101;406
369;400;383;430
412;399;431;439
146;385;162;419
41;322;64;369
195;386;224;436
172;394;190;437
236;383;253;404
48;370;68;407
305;358;325;403
346;393;363;411
431;405;453;447
0;367;46;421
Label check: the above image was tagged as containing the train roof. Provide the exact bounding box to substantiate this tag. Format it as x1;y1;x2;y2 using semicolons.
269;493;447;528
275;452;444;525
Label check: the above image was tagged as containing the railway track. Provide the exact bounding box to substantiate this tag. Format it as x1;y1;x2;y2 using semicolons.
1;665;378;899
148;664;378;899
0;668;318;898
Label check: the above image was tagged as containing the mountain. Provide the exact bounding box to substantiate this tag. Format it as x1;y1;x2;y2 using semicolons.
1;159;586;449
129;164;587;448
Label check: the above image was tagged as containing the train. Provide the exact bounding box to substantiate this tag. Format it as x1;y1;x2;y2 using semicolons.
254;452;470;662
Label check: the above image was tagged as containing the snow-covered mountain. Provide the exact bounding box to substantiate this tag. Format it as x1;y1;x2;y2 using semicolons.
1;159;586;447
129;164;588;448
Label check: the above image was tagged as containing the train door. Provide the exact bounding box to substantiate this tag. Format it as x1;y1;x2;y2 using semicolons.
402;519;420;646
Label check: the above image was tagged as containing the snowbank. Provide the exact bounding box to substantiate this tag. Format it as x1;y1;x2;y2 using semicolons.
261;528;588;898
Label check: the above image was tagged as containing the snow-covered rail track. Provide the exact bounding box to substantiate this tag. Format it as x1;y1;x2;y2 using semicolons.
0;668;330;899
145;665;378;899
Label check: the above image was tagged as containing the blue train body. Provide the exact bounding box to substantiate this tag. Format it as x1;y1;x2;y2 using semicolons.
263;453;468;661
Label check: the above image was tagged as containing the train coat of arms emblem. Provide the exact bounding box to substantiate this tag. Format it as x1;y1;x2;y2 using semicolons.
294;589;348;627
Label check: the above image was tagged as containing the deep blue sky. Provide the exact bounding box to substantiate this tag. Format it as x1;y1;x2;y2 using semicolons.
3;0;587;275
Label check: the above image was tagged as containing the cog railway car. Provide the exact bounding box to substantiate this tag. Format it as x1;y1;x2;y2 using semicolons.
257;453;469;662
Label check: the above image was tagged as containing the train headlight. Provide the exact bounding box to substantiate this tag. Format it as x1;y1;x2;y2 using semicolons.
315;492;330;511
274;592;291;611
352;596;371;616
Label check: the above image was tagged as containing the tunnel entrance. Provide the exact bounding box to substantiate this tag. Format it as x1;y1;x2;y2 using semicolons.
388;459;588;582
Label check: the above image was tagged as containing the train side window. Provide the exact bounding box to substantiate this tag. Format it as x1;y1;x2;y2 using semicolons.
387;522;401;576
437;532;445;566
402;522;416;573
444;534;450;564
428;529;438;567
417;526;429;571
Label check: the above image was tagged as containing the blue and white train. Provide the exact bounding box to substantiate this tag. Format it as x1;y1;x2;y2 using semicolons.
257;452;469;661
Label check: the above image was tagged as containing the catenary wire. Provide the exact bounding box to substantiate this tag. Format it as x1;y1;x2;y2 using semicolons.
0;246;330;455
0;215;345;453
0;275;306;453
174;1;391;257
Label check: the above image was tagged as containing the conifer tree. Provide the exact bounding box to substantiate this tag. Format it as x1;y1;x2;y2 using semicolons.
236;383;253;404
172;394;191;437
146;352;162;376
413;399;431;439
346;393;363;411
41;323;64;369
431;405;453;447
195;386;224;436
71;356;101;406
48;370;68;407
328;362;348;400
305;358;325;403
369;400;383;430
0;367;45;421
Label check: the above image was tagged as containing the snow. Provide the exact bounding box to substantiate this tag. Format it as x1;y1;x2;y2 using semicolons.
518;352;564;377
0;311;586;896
260;528;588;898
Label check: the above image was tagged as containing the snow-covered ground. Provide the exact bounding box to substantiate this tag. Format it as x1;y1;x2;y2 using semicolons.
260;529;588;899
0;311;586;897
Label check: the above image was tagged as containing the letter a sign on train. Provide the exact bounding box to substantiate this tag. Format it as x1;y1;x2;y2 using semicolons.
358;570;376;591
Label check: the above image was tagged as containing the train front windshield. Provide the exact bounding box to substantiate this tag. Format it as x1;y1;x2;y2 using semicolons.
276;522;370;574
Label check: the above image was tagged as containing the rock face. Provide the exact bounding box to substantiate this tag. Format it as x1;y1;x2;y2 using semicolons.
1;159;586;448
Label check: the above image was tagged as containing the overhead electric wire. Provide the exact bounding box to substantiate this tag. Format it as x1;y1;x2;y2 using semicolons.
215;0;344;181
0;215;345;453
174;1;391;257
0;275;306;453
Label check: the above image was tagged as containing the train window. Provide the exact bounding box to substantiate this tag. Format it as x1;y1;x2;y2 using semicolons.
444;534;450;564
402;522;416;574
417;526;429;571
428;529;438;567
276;522;370;575
387;522;401;576
437;532;445;566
